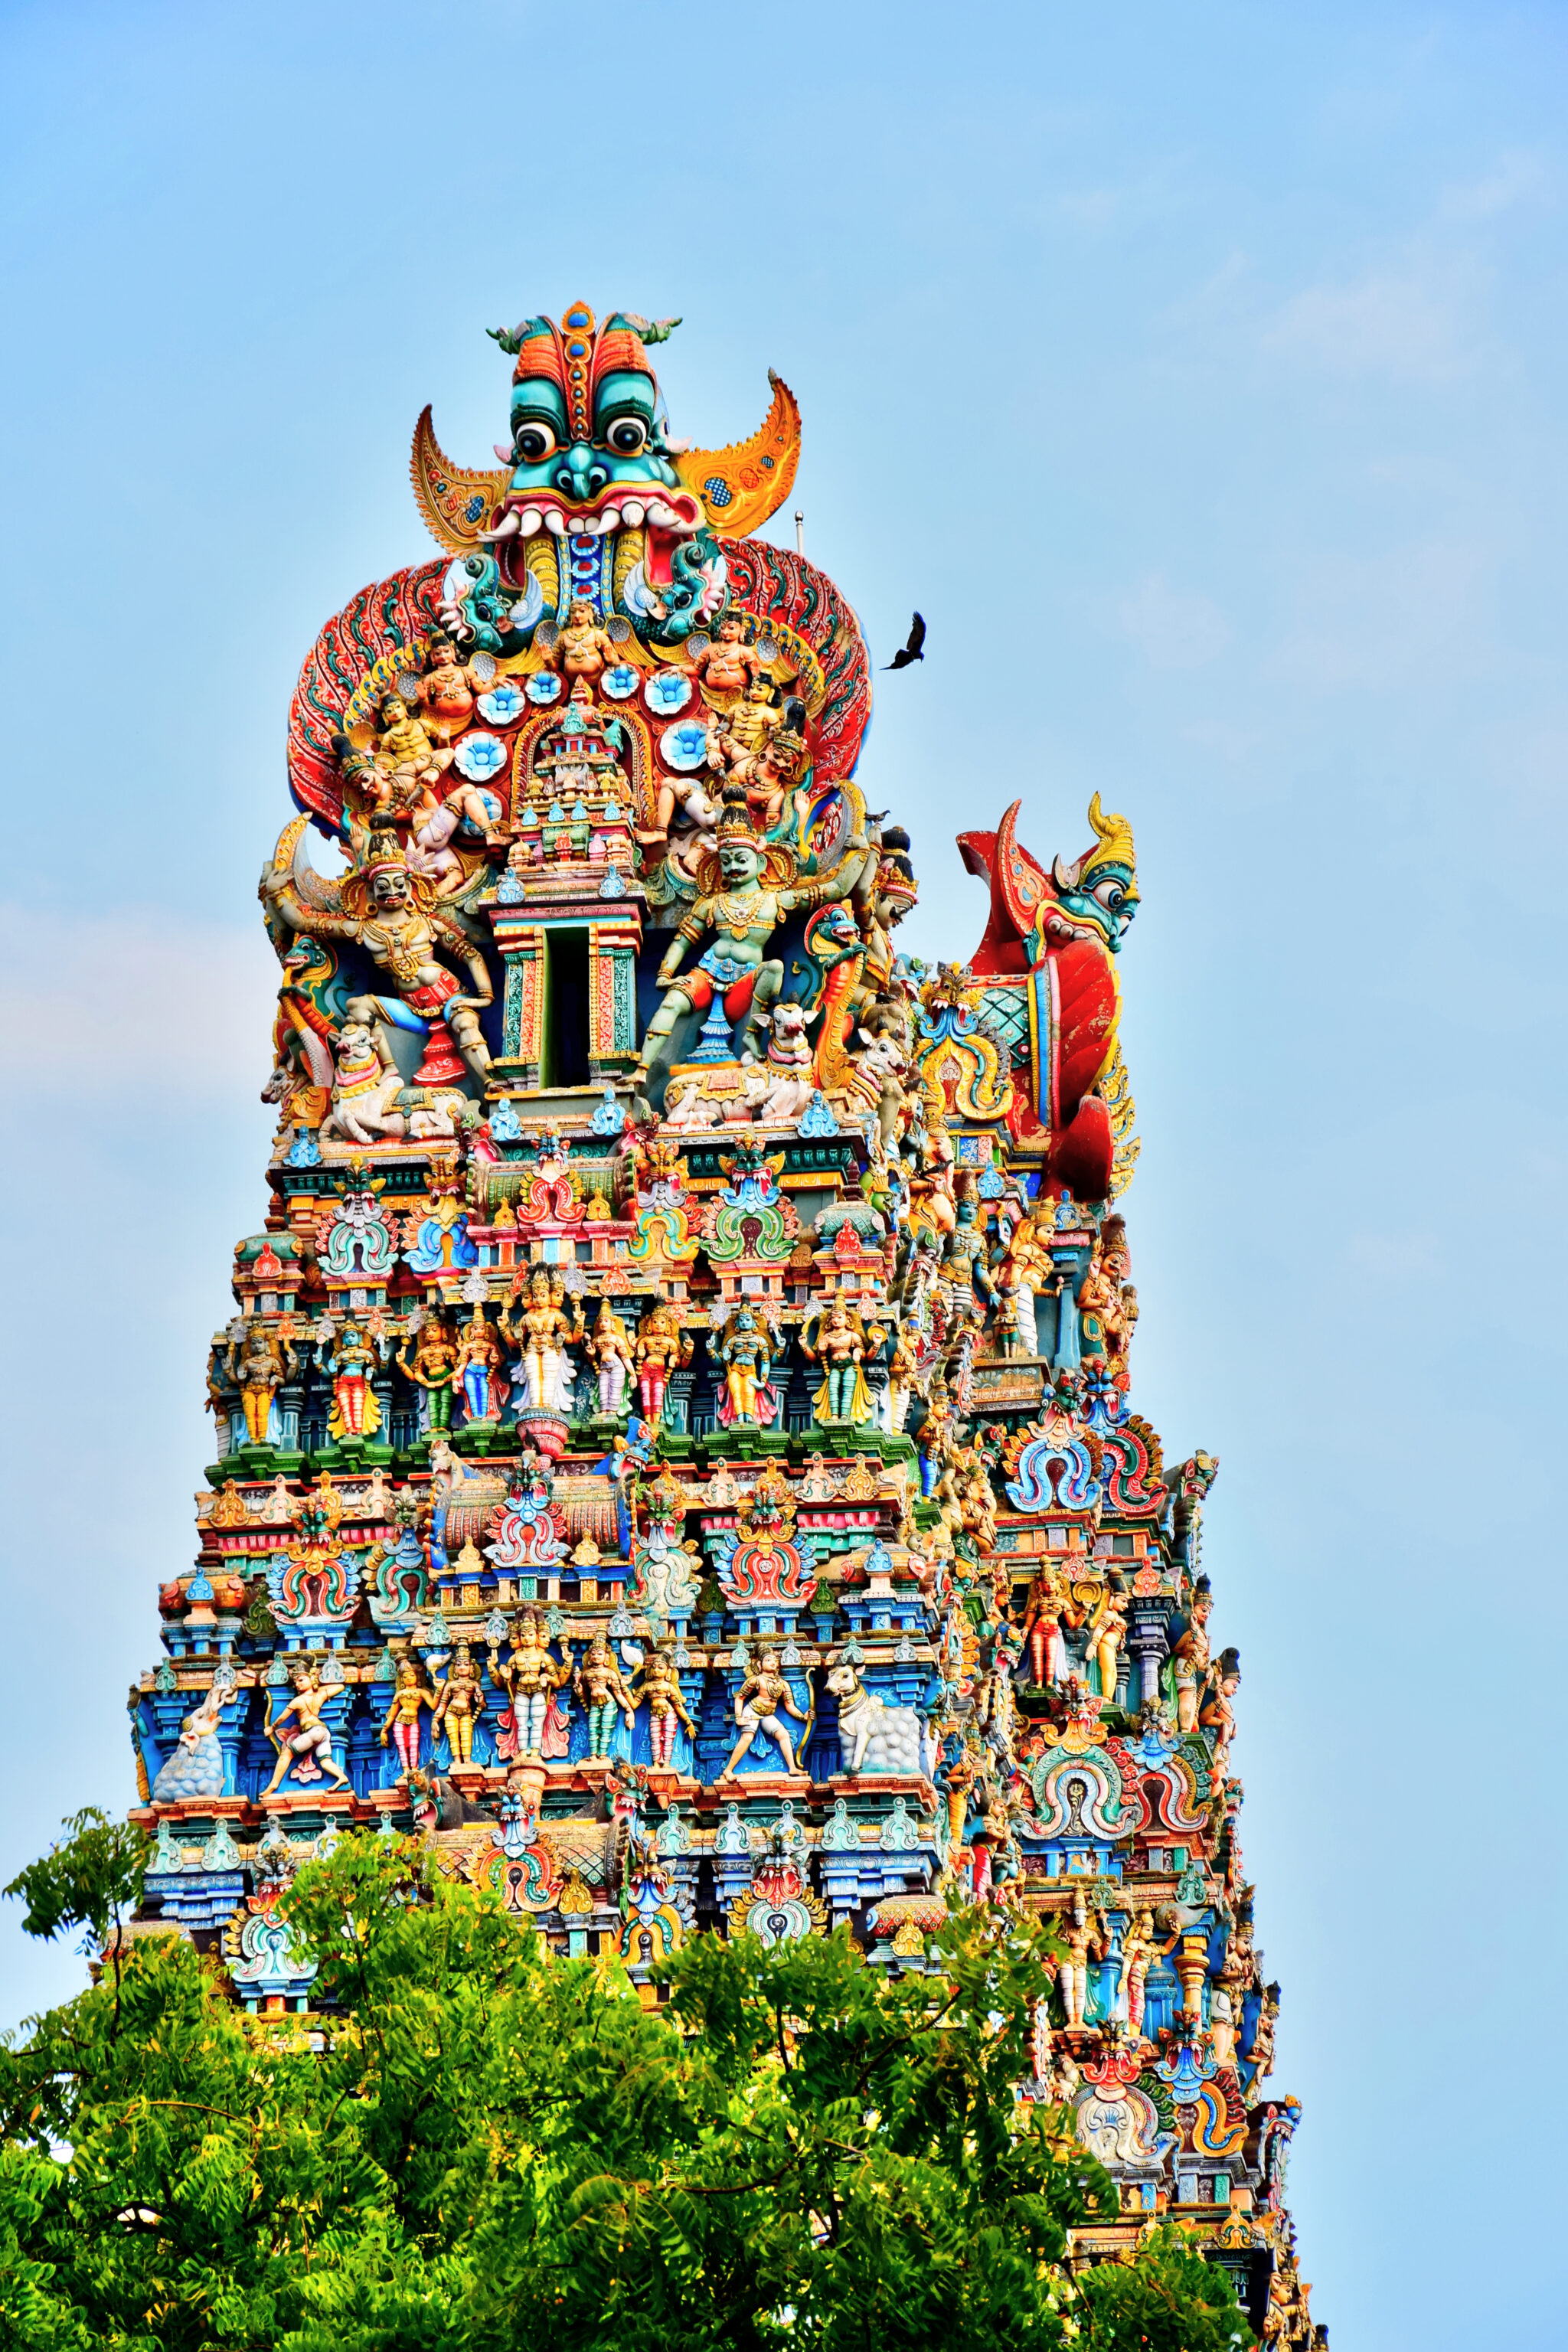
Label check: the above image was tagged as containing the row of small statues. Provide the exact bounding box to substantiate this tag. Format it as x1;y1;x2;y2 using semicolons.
215;1285;935;1446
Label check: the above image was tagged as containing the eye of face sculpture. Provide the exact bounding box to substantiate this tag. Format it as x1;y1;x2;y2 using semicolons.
1048;856;1139;954
1088;865;1137;939
508;353;671;508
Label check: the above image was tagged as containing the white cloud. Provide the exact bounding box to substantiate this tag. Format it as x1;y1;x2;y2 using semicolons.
0;904;277;1102
1181;717;1262;764
1266;270;1470;381
1116;573;1232;670
1268;537;1492;690
1441;150;1551;222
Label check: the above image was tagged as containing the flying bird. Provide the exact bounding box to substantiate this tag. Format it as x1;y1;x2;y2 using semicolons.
884;612;926;671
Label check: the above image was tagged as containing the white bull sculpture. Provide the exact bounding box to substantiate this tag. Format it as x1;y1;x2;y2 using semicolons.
825;1658;930;1778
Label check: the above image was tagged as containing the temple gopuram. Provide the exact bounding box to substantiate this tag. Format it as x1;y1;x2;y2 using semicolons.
127;305;1318;2344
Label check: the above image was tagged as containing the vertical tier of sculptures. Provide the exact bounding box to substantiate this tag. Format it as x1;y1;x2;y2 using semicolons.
126;306;1315;2340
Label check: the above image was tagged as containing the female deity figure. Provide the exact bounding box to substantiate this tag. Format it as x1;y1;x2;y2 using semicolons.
1170;1576;1213;1734
498;1609;574;1759
632;1298;692;1423
407;779;505;893
151;1684;227;1803
505;1269;580;1415
721;1647;809;1778
432;1642;486;1766
573;1630;637;1761
586;1298;635;1419
629;1640;697;1770
715;1304;777;1427
452;1307;508;1424
378;1658;436;1780
263;1661;351;1795
802;1298;870;1425
325;1318;381;1440
998;1206;1052;1360
1198;1649;1242;1782
1017;1563;1071;1687
1110;1907;1149;2036
225;1318;297;1447
884;1328;919;1434
1084;1579;1129;1710
397;1312;459;1433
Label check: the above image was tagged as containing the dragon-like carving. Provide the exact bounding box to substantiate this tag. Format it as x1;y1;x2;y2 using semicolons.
958;795;1138;1200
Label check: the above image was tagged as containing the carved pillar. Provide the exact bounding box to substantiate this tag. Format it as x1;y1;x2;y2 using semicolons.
1128;1597;1169;1707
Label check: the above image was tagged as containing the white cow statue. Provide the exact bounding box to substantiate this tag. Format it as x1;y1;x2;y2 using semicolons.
825;1658;929;1777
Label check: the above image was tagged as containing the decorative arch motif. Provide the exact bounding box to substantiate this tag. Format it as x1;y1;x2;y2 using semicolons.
1027;1746;1125;1838
1005;1429;1102;1514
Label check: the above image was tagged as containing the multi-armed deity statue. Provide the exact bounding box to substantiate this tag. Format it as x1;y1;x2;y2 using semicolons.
127;305;1316;2341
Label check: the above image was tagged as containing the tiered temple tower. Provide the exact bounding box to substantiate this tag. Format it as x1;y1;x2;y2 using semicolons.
127;305;1321;2344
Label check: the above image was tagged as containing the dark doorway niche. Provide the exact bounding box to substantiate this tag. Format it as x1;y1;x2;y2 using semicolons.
546;926;591;1088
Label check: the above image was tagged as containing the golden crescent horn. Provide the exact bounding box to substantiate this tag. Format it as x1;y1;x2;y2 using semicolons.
674;371;802;537
410;404;510;554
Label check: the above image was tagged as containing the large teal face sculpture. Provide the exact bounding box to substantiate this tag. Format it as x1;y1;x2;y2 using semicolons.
500;307;686;515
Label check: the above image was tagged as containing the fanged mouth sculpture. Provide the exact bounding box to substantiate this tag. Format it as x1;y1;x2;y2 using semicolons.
480;485;706;544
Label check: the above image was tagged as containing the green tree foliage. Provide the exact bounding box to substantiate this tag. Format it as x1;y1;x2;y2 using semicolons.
0;1820;1253;2350
3;1805;148;2036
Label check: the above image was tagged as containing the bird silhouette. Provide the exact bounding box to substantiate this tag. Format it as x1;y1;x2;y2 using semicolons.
884;612;926;671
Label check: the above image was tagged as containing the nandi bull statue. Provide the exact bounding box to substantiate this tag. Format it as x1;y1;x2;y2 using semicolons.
825;1655;932;1779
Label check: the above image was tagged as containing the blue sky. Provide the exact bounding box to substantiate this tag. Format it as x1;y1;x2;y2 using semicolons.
3;3;1566;2343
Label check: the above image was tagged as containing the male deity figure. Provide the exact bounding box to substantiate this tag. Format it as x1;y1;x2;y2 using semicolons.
263;821;495;1083
1198;1648;1242;1781
635;786;853;1081
690;612;768;699
371;691;444;794
1170;1576;1213;1734
413;629;493;741
1058;1890;1107;2030
544;599;619;690
715;1302;776;1426
722;1647;810;1778
263;1661;351;1796
503;1267;580;1415
225;1318;297;1447
499;1609;574;1757
710;677;782;777
452;1307;508;1423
